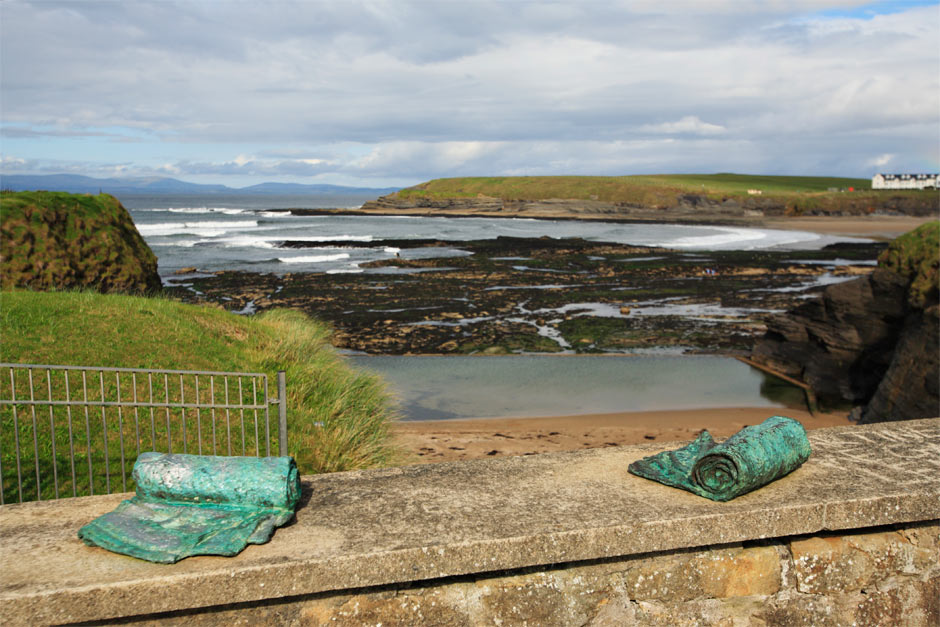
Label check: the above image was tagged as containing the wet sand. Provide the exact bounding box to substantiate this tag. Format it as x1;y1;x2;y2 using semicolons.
392;406;851;464
761;215;936;239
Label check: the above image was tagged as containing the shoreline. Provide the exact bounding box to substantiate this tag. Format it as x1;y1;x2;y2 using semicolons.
392;405;851;464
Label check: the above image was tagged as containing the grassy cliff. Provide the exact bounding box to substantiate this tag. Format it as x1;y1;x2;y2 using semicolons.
1;290;402;499
393;174;937;214
0;191;161;293
877;220;940;308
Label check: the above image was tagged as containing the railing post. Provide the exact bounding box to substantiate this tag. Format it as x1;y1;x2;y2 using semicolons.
277;371;288;456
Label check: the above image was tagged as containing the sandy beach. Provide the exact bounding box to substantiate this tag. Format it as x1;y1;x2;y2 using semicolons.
761;215;936;239
392;406;851;464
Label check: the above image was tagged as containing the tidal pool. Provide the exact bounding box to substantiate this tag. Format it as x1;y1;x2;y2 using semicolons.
350;355;805;421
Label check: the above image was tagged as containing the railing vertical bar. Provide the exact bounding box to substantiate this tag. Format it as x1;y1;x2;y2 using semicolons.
10;368;23;503
46;369;59;499
28;369;42;501
132;374;141;457
65;371;77;497
238;377;246;456
99;371;111;494
252;378;260;457
116;373;127;493
224;376;232;456
0;370;5;505
263;375;271;457
10;369;23;502
180;374;187;454
82;371;93;496
147;374;156;452
277;371;287;456
163;374;171;453
195;375;202;455
210;376;217;455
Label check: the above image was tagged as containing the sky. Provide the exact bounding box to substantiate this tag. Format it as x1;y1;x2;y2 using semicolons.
1;0;938;189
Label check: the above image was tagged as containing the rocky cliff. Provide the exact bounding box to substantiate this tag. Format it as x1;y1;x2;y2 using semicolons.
0;191;161;293
751;222;939;422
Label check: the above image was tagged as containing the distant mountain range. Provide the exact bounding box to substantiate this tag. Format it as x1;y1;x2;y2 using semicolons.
0;174;400;196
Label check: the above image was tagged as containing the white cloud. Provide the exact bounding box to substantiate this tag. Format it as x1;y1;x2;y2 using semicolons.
1;0;937;184
640;116;727;135
869;153;895;167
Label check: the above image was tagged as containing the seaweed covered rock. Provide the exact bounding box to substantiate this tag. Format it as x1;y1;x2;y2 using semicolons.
751;221;939;423
0;190;160;293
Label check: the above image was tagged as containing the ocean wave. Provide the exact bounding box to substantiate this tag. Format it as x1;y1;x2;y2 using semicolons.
665;226;818;250
137;220;259;237
278;253;352;264
167;207;246;215
218;236;277;249
327;266;365;274
300;235;373;242
137;220;258;235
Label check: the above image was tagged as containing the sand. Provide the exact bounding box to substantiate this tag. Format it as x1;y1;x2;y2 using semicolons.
761;215;936;239
392;407;851;464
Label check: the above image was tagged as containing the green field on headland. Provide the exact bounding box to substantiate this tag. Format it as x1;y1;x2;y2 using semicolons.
394;174;935;213
0;290;402;500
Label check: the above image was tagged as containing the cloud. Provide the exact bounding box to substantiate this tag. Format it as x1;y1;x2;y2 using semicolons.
869;153;895;167
640;116;727;135
1;0;937;184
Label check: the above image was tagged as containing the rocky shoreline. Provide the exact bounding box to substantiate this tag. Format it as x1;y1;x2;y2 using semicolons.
751;221;939;423
355;191;939;222
165;235;885;356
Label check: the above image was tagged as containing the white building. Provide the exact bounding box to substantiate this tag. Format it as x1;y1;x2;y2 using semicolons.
872;173;938;190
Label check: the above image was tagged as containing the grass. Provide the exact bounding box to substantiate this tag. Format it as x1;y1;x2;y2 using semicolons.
877;220;939;307
0;191;160;293
394;174;937;213
0;290;403;502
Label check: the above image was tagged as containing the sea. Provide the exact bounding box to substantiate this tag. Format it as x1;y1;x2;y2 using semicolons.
121;192;862;419
120;193;869;279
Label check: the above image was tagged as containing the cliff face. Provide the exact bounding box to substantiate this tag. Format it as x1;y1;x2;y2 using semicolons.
0;191;161;294
751;222;939;423
360;194;774;221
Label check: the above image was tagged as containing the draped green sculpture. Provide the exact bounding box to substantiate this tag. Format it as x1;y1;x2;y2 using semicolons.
78;453;301;563
628;416;811;501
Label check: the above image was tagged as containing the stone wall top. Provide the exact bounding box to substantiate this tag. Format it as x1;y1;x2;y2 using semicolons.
1;418;938;625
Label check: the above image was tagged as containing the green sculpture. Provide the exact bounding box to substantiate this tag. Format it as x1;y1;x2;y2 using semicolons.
78;453;301;563
628;416;811;501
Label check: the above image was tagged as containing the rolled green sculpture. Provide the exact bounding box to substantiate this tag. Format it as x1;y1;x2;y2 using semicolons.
78;453;301;563
628;416;811;501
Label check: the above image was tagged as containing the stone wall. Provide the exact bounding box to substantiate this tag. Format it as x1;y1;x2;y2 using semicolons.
2;419;938;626
113;521;938;626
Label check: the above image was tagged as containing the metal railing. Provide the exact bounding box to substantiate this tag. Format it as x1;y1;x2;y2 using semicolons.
0;363;287;504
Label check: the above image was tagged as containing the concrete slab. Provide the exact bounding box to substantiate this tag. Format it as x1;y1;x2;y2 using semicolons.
1;418;937;625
